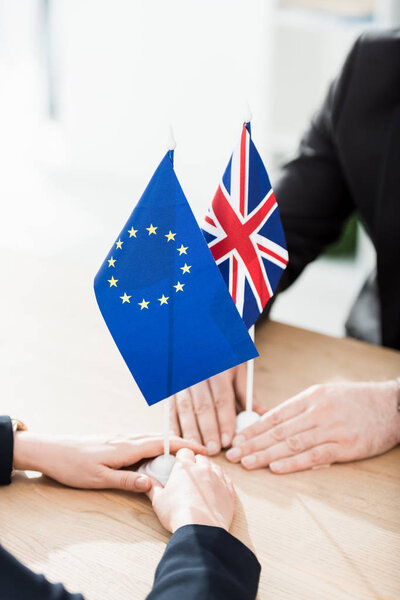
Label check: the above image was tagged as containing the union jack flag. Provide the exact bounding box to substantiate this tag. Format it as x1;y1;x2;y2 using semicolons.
202;123;288;329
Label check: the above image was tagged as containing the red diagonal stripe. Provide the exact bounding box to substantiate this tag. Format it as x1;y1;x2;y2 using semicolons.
210;186;270;307
244;192;277;236
257;243;288;266
204;215;216;227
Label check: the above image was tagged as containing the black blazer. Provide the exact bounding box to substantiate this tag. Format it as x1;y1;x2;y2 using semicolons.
0;417;260;599
272;29;400;350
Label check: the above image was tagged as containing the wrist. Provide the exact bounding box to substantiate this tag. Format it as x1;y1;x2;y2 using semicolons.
393;378;400;444
13;432;48;472
170;510;229;534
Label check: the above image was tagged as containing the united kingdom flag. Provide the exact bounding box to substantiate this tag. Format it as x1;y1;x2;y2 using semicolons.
202;122;288;329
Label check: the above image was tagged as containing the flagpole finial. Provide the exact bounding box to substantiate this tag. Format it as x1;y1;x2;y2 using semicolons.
244;101;252;124
166;124;176;151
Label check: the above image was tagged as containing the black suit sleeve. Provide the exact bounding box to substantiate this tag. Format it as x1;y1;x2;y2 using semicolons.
147;524;261;600
0;546;84;600
0;416;13;485
265;37;361;306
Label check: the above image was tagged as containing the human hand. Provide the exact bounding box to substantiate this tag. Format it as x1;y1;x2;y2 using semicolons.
13;432;206;493
226;380;400;473
147;448;235;533
170;364;266;455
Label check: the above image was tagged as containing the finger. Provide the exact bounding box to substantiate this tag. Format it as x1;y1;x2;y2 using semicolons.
169;436;207;455
169;395;181;436
209;372;237;448
103;468;152;492
176;448;196;464
195;453;211;467
175;389;201;444
232;391;311;445
252;392;267;416
146;477;163;502
239;429;330;470
269;443;340;474
191;381;221;455
228;411;318;460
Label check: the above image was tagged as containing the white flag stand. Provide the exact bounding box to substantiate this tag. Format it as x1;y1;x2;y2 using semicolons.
138;397;175;486
235;325;261;433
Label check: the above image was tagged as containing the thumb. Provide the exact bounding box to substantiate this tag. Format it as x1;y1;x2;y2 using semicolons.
146;476;164;503
104;468;152;493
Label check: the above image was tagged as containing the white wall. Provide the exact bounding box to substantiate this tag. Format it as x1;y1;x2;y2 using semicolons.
58;0;274;221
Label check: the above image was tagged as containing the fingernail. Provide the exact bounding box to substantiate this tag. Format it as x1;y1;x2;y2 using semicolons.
207;441;219;455
226;447;241;462
135;476;150;491
242;455;256;467
189;438;200;445
232;435;244;447
270;461;283;472
221;433;230;448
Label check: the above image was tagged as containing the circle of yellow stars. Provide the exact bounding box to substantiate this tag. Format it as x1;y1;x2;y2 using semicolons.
106;224;191;310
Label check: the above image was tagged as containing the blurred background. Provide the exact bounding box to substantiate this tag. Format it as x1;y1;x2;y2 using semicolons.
1;0;399;345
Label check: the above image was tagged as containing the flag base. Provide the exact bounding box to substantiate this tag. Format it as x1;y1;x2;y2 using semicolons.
138;453;175;486
236;410;260;433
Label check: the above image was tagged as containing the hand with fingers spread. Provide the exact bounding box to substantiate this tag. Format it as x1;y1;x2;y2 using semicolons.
147;448;235;533
13;431;206;493
226;380;400;473
170;364;266;456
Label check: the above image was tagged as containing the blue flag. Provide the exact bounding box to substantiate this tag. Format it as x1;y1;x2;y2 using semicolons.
94;151;258;406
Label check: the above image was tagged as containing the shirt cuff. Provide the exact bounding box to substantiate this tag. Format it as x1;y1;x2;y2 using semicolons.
0;416;14;485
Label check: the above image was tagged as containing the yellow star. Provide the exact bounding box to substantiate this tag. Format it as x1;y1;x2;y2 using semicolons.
116;239;123;249
174;281;185;293
177;244;188;255
108;276;118;287
128;227;138;238
158;294;169;305
138;298;150;310
120;293;131;303
165;230;176;242
108;256;116;267
180;263;191;274
146;224;157;235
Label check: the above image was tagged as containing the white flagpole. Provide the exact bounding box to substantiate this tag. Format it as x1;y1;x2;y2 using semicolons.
245;325;255;412
164;396;170;456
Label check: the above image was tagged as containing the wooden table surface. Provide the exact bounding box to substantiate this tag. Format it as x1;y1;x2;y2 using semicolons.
1;266;400;600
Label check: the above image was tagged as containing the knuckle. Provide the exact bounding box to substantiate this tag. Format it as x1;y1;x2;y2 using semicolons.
177;393;192;412
119;473;131;491
286;435;302;452
270;411;282;427
271;424;285;440
322;446;335;463
213;393;226;408
193;396;212;415
310;447;321;463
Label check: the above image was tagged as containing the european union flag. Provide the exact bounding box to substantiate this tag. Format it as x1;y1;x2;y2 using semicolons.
94;151;258;405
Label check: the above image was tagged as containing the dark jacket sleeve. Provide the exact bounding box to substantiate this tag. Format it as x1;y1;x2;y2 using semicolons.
265;37;361;307
0;546;84;600
147;524;261;600
0;416;13;485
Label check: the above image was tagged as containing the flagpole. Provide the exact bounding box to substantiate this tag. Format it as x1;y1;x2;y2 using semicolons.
245;326;255;412
136;126;176;485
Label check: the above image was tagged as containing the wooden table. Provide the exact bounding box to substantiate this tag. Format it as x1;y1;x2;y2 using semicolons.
1;280;400;600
